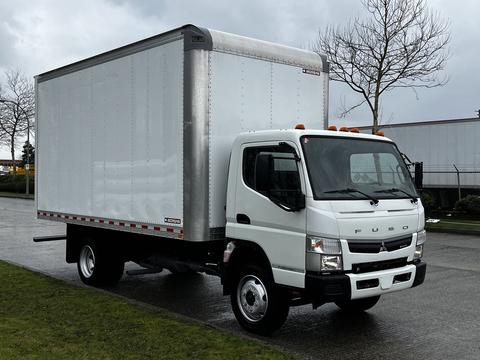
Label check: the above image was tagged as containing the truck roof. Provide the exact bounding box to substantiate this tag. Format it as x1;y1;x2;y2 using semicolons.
235;128;394;144
36;24;327;83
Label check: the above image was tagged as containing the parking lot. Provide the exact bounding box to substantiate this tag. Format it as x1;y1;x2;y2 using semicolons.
1;197;479;359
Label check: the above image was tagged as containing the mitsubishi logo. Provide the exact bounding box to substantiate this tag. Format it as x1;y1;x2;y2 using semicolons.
379;241;387;252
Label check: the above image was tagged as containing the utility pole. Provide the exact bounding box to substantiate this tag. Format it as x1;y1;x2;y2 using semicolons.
453;164;461;201
25;118;30;195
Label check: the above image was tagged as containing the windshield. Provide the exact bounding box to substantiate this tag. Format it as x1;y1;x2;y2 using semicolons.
300;136;418;200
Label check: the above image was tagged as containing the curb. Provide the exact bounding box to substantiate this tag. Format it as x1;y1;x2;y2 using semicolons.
426;227;480;237
0;194;34;200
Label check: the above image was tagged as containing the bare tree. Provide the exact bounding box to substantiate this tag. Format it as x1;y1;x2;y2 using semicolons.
0;85;7;146
0;70;35;176
314;0;450;133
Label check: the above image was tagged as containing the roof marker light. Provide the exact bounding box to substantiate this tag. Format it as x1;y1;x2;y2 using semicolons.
350;128;360;133
339;126;349;132
375;131;385;136
327;125;337;131
295;124;306;130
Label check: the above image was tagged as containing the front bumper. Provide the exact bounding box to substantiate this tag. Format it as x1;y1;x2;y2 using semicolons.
305;261;426;303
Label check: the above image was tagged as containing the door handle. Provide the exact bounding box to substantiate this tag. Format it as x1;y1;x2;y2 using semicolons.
236;213;251;225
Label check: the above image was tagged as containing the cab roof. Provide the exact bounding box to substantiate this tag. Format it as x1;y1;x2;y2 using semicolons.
234;128;394;145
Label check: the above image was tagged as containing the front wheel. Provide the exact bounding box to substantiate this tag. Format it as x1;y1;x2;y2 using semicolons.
231;264;289;335
77;239;124;287
335;295;380;312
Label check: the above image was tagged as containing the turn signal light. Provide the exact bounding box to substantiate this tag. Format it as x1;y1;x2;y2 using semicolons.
327;125;337;131
339;127;349;132
295;124;305;130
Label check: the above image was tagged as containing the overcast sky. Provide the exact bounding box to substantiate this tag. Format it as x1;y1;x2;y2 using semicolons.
0;0;478;158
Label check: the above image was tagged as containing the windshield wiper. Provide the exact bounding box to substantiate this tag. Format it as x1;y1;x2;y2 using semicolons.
324;188;379;205
374;188;418;203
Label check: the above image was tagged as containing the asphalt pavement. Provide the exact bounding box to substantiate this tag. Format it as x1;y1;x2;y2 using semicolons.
1;197;479;359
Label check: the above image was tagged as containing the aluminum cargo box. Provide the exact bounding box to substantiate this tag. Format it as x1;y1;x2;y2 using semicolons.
36;25;328;241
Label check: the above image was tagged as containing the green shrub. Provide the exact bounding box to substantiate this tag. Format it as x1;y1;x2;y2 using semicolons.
420;192;435;211
0;175;17;183
0;176;34;194
455;195;480;214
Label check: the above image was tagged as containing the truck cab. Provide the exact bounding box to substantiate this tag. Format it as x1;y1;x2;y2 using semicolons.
223;127;426;334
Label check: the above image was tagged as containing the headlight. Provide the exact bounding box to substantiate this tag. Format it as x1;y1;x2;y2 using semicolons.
307;236;343;271
414;230;426;259
307;236;342;254
417;230;427;245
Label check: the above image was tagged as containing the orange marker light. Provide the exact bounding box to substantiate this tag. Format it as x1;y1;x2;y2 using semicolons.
295;124;305;130
339;126;349;132
350;128;360;133
327;125;337;131
375;131;385;136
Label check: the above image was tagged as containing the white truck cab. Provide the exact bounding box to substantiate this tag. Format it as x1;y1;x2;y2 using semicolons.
223;127;426;333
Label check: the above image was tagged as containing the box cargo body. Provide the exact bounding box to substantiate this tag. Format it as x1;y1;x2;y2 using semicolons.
36;25;328;242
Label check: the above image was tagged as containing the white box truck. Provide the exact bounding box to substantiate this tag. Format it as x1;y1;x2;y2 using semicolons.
35;25;426;335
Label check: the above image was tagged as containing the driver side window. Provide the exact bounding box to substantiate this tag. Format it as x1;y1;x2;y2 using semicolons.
243;146;301;197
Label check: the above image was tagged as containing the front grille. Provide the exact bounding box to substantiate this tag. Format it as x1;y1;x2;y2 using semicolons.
348;235;412;254
351;257;408;274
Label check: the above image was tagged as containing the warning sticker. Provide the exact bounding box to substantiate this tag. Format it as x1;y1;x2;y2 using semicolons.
302;68;321;76
164;217;181;225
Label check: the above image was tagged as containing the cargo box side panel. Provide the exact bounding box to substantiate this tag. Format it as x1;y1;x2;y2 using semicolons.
37;39;184;227
208;51;326;228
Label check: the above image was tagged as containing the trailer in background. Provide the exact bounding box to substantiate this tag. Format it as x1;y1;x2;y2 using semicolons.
359;118;480;208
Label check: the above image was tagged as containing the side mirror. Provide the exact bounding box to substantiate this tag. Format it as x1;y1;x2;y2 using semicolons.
414;162;423;190
293;192;306;211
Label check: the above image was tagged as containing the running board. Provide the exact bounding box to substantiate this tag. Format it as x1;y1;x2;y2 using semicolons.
33;235;67;242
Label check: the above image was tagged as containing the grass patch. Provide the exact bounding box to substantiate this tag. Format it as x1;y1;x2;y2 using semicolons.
0;261;295;360
426;218;480;233
0;191;34;200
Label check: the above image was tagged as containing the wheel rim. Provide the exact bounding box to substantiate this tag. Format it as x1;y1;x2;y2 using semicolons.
236;275;268;322
79;245;95;278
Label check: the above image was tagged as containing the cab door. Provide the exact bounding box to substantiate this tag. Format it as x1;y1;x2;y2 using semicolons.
232;141;307;288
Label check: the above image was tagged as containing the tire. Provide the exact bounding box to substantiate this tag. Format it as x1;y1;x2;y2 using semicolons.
77;239;124;287
335;295;380;312
231;263;289;335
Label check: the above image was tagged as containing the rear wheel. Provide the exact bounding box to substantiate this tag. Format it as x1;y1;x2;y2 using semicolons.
77;239;124;287
231;263;289;335
335;295;380;312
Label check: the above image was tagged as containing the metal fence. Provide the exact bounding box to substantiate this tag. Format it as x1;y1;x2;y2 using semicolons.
417;165;480;201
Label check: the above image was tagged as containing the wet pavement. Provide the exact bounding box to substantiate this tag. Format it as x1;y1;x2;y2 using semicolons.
1;197;479;359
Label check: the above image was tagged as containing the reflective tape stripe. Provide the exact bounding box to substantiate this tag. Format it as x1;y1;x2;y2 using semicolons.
36;211;183;239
